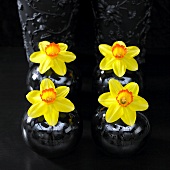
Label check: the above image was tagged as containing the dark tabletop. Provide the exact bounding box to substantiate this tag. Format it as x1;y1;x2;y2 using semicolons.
0;47;170;170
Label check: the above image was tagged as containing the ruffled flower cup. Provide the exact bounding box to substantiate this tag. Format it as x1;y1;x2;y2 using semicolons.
26;78;75;126
98;79;148;126
99;41;139;77
22;78;83;158
91;79;150;157
93;41;143;95
26;41;82;104
30;41;76;76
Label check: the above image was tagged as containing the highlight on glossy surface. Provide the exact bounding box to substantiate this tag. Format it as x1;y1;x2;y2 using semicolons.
98;79;148;126
22;110;83;158
93;66;144;96
30;41;76;75
91;107;151;157
26;64;82;94
99;41;140;77
26;78;75;126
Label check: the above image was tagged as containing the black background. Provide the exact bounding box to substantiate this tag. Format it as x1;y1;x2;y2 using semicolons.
0;0;170;169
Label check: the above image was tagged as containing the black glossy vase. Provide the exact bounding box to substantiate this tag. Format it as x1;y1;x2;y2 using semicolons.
91;0;153;64
22;110;83;158
26;63;82;105
91;106;151;157
17;0;80;65
93;66;144;95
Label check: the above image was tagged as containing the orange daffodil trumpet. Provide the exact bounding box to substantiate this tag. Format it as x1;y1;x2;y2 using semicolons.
30;41;76;76
26;78;75;126
99;41;140;77
98;79;149;126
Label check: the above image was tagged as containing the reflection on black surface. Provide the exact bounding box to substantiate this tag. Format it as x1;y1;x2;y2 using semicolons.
93;66;144;95
26;64;82;96
93;67;143;95
91;107;151;157
0;47;170;169
22;110;83;158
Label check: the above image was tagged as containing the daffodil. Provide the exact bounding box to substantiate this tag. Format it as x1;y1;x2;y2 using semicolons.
26;78;75;126
99;41;140;77
30;41;76;76
98;79;148;126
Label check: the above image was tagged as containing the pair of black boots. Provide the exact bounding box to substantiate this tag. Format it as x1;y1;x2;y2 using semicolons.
18;0;152;158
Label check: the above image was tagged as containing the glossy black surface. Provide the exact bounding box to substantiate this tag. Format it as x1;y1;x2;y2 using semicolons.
26;64;82;104
93;66;144;95
0;0;170;169
92;0;153;64
22;110;83;158
91;107;151;157
17;0;80;64
0;46;170;169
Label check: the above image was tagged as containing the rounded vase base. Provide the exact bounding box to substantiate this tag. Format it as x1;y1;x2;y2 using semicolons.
91;107;151;157
22;110;83;158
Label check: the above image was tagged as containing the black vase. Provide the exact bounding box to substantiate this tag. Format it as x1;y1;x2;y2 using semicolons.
26;63;82;109
22;109;83;158
91;0;153;64
93;66;144;96
17;0;80;65
91;106;151;157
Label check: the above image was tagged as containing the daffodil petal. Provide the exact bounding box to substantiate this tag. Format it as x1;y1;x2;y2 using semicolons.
105;102;123;123
112;41;126;47
109;79;123;96
39;41;50;52
98;92;115;107
51;59;66;76
124;82;139;95
38;57;51;74
56;86;70;98
30;51;46;63
26;90;41;104
129;96;149;111
123;57;138;71
112;60;126;77
28;102;47;118
57;51;76;63
126;46;140;58
58;43;68;51
99;44;112;57
54;97;75;112
44;106;59;126
40;78;55;92
121;107;136;126
99;56;114;70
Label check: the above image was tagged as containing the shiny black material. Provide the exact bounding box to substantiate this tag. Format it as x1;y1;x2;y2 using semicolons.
93;66;144;95
22;110;83;158
92;0;153;64
26;64;82;101
17;0;80;65
91;107;151;157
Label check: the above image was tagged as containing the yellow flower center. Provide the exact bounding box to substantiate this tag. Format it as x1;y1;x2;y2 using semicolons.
112;44;127;59
116;89;133;107
45;42;60;58
40;88;57;104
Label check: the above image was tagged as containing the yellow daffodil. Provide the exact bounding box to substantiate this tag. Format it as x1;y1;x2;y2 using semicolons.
26;78;75;126
30;41;76;76
98;79;148;126
99;41;140;77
